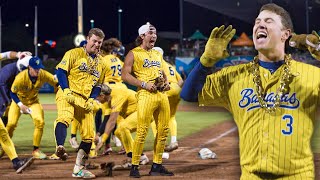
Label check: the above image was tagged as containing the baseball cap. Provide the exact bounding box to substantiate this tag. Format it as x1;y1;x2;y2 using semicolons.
152;47;164;55
138;22;156;35
29;56;44;69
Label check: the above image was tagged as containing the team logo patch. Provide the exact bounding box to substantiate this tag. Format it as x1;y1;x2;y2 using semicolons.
143;59;161;68
239;88;300;111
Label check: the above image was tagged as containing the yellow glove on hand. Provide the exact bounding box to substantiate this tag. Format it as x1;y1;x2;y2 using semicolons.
92;100;101;113
289;31;320;60
84;98;95;111
63;88;75;104
200;25;236;67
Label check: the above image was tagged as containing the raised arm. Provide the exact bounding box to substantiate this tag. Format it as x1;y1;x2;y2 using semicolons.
181;25;236;102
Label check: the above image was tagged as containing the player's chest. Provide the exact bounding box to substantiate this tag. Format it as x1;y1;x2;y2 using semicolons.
73;58;104;79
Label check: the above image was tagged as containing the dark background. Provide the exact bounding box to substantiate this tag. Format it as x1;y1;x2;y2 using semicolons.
1;0;319;57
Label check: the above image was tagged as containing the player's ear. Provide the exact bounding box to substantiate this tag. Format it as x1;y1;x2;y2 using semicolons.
282;29;291;42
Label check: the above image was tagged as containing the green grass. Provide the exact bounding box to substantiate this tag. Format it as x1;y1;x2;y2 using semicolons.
12;110;232;154
11;93;320;154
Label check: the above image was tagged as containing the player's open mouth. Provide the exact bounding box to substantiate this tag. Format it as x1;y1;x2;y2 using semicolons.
256;31;267;40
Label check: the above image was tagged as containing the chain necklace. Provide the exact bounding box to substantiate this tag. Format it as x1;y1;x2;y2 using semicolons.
251;54;292;113
83;46;99;74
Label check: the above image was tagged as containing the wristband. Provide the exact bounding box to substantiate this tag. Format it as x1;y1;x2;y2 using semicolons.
17;102;23;107
141;81;146;89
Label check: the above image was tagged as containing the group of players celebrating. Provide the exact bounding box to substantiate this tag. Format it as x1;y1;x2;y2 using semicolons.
1;2;320;179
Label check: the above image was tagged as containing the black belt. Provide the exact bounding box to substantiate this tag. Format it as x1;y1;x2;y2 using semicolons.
109;82;116;84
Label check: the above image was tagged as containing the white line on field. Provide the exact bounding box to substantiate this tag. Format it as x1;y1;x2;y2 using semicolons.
200;126;238;148
180;126;238;158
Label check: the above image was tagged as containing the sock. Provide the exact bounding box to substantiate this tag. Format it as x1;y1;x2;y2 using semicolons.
33;146;39;151
127;152;132;158
152;162;161;169
55;122;67;146
78;141;92;154
171;136;177;143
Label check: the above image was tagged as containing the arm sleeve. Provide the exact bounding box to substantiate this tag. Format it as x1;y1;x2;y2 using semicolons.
180;61;212;102
10;91;21;104
56;68;69;90
90;86;101;99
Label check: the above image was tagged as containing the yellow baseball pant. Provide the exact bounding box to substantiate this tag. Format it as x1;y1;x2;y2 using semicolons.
0;118;18;160
6;101;44;147
132;90;170;165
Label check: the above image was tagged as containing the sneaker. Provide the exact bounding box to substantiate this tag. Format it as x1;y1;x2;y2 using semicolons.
117;147;126;155
129;165;141;178
112;135;122;147
0;145;4;158
49;153;60;160
140;154;149;165
69;137;79;149
102;144;112;155
32;149;47;159
14;157;34;174
149;164;174;176
72;167;96;179
55;146;68;161
164;142;179;152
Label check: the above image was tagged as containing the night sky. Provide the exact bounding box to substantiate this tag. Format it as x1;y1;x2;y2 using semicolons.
1;0;319;46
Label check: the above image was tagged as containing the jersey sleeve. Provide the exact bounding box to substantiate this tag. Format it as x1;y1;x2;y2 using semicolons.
11;73;24;93
56;50;74;72
198;69;230;110
42;70;58;87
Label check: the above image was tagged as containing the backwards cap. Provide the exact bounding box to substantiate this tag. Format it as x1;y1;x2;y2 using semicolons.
138;22;155;35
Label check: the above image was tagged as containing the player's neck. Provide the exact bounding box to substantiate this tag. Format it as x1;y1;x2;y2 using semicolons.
258;51;285;62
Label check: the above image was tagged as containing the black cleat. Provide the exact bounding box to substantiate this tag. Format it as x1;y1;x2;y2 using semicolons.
149;163;174;176
14;157;34;173
129;165;141;178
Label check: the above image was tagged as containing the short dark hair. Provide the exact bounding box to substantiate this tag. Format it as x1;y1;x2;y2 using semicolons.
260;3;294;32
88;28;105;39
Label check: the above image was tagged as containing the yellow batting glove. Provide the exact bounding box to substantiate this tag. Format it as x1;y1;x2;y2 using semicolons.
200;25;236;67
84;98;95;111
63;88;75;104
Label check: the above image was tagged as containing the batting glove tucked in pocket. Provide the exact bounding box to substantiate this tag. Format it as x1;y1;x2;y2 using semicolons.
63;88;75;104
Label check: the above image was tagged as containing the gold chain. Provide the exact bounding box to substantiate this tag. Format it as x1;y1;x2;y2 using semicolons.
251;54;292;113
83;47;99;74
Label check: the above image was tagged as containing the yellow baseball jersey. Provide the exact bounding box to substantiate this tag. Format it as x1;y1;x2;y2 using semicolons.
131;47;164;82
163;61;182;84
103;54;124;83
199;58;318;178
56;47;107;99
111;88;137;117
11;69;57;105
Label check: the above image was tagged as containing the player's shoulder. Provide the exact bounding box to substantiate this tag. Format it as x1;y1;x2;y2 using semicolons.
65;47;84;56
217;63;250;76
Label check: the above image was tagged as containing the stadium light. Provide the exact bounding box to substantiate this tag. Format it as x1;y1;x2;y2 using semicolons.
90;19;94;28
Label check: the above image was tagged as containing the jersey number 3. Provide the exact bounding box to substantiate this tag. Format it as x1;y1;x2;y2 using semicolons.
282;114;293;135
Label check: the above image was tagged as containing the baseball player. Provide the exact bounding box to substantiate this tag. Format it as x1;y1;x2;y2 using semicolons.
121;22;173;178
94;87;150;166
151;47;183;152
181;3;318;179
54;28;106;179
6;56;58;160
0;57;34;173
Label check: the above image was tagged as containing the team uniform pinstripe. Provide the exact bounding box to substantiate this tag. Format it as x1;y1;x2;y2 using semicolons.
7;69;57;148
102;53;138;153
131;47;170;165
55;47;107;142
199;58;317;179
151;61;182;137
